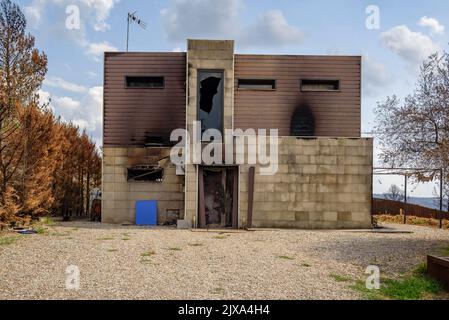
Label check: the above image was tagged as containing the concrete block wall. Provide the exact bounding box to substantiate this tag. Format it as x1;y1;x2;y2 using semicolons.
102;147;185;224
101;39;372;229
238;137;373;229
184;39;235;227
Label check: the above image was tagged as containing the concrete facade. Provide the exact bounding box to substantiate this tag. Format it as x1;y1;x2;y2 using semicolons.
102;147;184;224
184;40;235;227
238;137;373;229
102;136;373;228
102;39;373;229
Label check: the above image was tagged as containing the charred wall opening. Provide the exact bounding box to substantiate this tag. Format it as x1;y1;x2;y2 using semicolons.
143;133;172;147
127;166;163;182
290;103;315;137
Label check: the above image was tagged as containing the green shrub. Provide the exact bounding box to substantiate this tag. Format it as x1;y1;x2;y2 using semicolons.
351;264;444;300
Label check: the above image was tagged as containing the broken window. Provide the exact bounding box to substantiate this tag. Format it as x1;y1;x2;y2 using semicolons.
197;71;224;135
300;79;340;91
127;166;163;182
238;79;276;90
125;76;164;88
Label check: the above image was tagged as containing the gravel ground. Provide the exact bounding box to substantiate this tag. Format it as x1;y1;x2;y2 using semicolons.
0;221;448;300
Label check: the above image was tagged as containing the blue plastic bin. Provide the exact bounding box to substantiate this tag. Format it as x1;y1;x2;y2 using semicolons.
135;200;157;225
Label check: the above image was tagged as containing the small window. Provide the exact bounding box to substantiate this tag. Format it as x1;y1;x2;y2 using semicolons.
238;79;276;90
125;76;164;88
300;79;339;92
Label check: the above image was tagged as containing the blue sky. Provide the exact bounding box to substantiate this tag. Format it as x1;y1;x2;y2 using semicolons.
17;0;449;196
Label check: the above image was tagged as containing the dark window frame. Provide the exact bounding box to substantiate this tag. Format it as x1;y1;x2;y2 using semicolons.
124;75;165;89
300;78;340;92
237;78;277;91
197;69;225;136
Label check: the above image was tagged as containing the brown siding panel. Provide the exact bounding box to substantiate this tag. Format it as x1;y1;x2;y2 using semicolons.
104;52;361;146
104;52;186;146
234;54;361;137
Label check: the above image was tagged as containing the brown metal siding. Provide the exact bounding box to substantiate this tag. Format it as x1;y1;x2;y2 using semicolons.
234;54;361;137
103;52;186;146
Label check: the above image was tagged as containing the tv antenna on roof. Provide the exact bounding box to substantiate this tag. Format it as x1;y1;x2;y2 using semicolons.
126;11;147;52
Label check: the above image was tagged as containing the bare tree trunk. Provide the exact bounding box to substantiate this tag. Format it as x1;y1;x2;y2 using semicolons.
85;160;91;216
0;116;5;204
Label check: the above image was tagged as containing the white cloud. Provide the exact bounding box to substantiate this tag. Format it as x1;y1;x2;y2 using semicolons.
81;86;103;132
362;56;392;96
24;1;44;27
83;0;119;31
72;118;90;130
380;25;441;66
44;77;87;93
240;10;303;47
161;0;240;42
24;0;119;32
38;89;51;106
24;0;119;62
85;41;118;61
86;71;98;78
160;0;304;48
419;16;445;35
38;87;103;145
52;96;81;113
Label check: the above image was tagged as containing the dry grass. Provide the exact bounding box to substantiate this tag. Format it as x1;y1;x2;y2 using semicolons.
376;215;449;229
141;251;156;257
277;255;295;260
0;236;19;246
188;243;204;247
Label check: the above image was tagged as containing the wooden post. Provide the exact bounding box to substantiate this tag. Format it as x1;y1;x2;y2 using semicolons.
404;174;408;224
440;169;443;229
232;167;239;229
246;166;255;229
198;166;206;228
371;166;374;228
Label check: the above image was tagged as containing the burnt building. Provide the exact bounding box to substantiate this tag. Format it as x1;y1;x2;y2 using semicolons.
102;39;372;229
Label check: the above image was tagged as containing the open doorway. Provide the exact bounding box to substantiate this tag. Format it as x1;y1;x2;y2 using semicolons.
198;166;238;229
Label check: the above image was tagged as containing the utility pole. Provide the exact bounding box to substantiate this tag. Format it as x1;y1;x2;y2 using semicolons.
126;11;147;52
440;169;443;229
126;13;130;52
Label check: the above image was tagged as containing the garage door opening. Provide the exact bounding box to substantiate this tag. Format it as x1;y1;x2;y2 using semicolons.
198;166;238;229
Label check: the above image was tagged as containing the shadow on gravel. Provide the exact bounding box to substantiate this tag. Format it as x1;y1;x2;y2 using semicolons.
53;220;178;232
310;236;449;273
